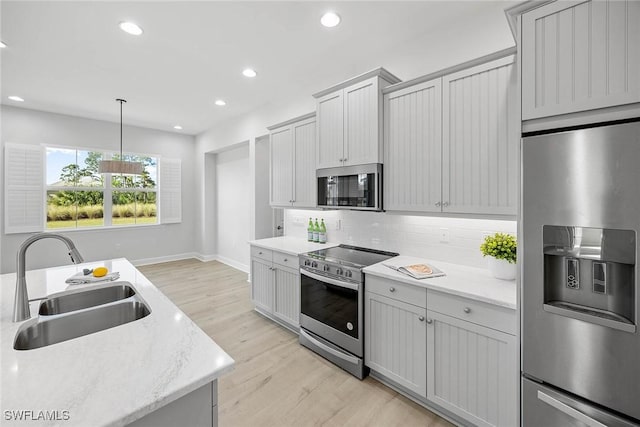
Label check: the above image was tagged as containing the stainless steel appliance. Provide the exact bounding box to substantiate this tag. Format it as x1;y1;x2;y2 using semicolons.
299;244;398;379
316;163;382;211
522;121;640;426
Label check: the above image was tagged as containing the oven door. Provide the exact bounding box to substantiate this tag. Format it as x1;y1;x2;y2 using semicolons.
300;268;362;356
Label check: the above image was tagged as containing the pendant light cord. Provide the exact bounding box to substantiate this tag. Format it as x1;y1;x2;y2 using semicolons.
116;98;127;160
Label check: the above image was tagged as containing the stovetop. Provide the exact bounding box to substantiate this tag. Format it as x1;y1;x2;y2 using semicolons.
303;244;398;268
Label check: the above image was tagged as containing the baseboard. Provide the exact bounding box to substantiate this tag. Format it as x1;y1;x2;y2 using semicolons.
194;253;217;262
131;252;199;267
213;254;249;274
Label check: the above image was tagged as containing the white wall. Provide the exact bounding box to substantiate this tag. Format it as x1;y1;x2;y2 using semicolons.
0;105;197;273
214;144;250;271
284;209;516;269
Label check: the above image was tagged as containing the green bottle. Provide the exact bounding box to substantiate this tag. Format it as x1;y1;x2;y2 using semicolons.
313;218;320;242
319;219;327;244
307;218;314;242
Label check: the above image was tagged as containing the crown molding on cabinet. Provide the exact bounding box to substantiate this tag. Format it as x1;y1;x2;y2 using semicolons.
312;67;402;99
267;112;316;131
504;0;557;40
382;46;517;95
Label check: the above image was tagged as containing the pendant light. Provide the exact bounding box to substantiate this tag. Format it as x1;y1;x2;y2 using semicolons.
98;98;143;175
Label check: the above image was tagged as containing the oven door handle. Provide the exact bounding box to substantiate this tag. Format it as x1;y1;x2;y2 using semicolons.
300;269;359;291
300;329;359;365
537;391;608;427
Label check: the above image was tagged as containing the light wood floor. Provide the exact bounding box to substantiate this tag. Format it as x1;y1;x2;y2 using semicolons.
138;259;454;427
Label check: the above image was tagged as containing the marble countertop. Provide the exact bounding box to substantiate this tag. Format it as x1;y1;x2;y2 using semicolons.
0;258;235;427
363;255;517;310
248;236;337;255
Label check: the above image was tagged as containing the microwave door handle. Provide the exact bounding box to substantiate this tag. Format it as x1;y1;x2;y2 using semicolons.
537;391;607;427
300;269;359;291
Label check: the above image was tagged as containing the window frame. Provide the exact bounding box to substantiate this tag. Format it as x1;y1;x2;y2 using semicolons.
44;144;160;231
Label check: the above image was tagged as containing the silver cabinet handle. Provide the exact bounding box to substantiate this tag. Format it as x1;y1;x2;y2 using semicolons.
442;201;449;207
538;391;607;427
258;251;263;255
426;318;433;324
283;258;288;262
463;307;471;314
389;287;396;293
343;158;347;162
418;316;425;322
435;201;442;207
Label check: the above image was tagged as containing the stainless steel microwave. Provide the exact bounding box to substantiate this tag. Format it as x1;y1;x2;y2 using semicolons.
316;163;382;211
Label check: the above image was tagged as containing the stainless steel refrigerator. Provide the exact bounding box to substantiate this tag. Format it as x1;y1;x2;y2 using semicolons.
522;121;640;426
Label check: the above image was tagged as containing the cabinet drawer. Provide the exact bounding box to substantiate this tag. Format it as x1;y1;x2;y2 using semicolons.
366;275;427;308
427;290;516;335
273;251;297;269
251;246;273;262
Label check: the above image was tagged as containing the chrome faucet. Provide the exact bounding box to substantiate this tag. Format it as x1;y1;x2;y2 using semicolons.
14;233;84;322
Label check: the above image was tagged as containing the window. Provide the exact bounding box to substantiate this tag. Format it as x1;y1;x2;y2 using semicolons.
45;147;158;229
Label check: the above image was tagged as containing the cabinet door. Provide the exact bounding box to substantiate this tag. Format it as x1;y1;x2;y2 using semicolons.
316;90;344;169
522;0;640;120
365;291;427;398
251;258;274;313
442;56;517;216
344;77;380;166
270;126;294;207
384;79;442;213
292;117;317;208
427;310;517;427
273;265;300;328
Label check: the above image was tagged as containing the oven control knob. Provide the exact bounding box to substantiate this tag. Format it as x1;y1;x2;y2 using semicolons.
304;260;310;266
336;268;343;275
311;261;318;268
323;265;330;272
345;270;352;278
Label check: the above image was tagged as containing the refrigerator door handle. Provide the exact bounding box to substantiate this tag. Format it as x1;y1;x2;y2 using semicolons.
538;391;608;427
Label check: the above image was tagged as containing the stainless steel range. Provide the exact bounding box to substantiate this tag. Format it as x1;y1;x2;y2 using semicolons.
298;244;398;379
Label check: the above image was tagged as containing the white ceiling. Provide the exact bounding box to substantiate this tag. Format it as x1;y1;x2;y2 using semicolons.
1;1;514;136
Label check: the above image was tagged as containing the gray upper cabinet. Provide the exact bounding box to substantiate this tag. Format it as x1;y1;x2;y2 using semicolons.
268;113;317;208
443;56;518;216
384;78;443;213
521;0;640;121
314;68;401;169
384;53;517;216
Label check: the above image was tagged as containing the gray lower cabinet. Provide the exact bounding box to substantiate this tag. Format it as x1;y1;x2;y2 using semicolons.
128;380;218;427
364;289;427;398
250;245;300;331
364;276;517;427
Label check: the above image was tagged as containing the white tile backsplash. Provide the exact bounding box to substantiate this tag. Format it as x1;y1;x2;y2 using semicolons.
284;209;517;269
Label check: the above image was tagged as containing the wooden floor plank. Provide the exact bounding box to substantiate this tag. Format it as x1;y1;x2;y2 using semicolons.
138;259;454;427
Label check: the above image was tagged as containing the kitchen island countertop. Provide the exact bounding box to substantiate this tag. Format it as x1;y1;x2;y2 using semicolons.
0;258;234;427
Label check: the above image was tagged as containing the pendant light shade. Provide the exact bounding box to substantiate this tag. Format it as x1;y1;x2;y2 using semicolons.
99;99;143;175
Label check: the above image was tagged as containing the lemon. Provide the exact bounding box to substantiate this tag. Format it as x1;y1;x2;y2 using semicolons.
93;267;109;278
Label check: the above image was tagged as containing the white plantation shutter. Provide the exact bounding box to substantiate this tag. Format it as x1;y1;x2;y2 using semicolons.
4;143;45;234
159;158;181;224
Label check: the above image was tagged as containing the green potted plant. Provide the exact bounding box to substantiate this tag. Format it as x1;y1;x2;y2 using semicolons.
480;232;517;281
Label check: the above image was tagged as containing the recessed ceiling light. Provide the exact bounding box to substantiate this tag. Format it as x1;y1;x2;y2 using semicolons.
0;41;6;48
242;68;257;78
321;12;341;28
8;96;24;102
173;125;183;130
119;21;143;36
215;99;226;106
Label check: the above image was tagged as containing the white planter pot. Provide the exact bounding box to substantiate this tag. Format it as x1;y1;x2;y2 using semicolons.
488;257;516;281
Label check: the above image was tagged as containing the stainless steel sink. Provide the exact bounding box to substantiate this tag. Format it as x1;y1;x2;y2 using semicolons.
38;282;136;315
14;299;151;350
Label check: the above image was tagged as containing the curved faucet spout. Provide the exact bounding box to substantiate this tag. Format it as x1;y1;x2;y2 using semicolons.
14;233;85;322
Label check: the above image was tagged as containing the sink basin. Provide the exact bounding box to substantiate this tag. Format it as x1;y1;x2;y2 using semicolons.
14;300;151;350
38;282;136;315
